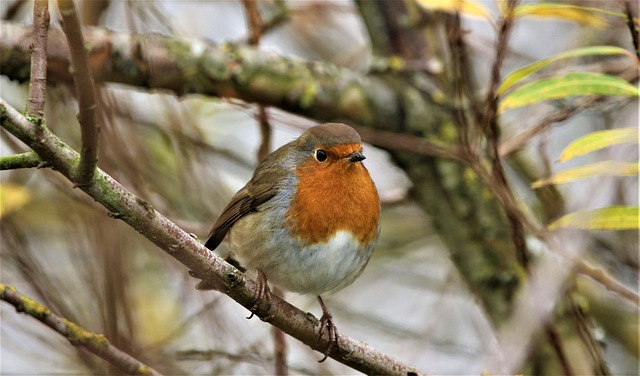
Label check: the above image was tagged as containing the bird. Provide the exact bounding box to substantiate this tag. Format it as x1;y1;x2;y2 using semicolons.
200;122;381;360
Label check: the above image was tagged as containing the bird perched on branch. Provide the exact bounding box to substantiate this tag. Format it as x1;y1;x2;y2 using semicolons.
199;122;381;360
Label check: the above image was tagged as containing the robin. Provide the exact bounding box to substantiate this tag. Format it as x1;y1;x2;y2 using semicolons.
200;122;381;360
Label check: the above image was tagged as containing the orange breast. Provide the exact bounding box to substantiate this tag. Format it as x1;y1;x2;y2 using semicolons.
285;144;380;246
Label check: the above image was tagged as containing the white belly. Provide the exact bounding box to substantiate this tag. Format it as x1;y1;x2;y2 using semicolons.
229;214;373;296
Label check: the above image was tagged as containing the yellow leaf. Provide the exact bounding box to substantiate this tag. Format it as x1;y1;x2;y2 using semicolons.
532;161;639;188
415;0;492;19
513;4;609;27
499;72;639;112
559;128;640;162
499;46;635;95
0;183;31;218
549;206;639;230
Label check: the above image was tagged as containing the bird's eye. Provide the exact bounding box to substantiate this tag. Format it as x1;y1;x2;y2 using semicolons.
314;149;328;162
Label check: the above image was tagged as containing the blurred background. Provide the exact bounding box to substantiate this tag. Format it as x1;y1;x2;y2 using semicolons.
1;0;637;374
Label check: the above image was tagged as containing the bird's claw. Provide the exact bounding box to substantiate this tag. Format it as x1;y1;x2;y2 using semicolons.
247;269;271;319
316;296;338;362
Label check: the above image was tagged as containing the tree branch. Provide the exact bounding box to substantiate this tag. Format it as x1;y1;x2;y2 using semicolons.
56;0;99;186
0;151;42;170
0;22;448;133
25;0;49;120
623;0;639;60
0;284;162;376
482;0;531;269
0;97;424;375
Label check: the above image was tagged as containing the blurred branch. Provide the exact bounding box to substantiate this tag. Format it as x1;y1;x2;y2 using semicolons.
2;0;27;20
241;0;263;45
445;12;483;150
25;0;49;121
80;0;110;26
0;22;446;132
0;284;162;376
576;259;640;307
482;0;530;269
0;97;424;375
353;125;467;161
499;98;592;158
624;0;639;60
241;3;283;372
0;151;43;169
256;106;272;162
272;287;288;376
56;0;99;187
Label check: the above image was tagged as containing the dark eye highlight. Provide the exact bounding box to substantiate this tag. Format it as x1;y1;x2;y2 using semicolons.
314;149;328;162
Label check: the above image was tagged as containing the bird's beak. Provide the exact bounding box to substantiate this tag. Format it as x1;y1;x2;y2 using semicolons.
348;152;366;162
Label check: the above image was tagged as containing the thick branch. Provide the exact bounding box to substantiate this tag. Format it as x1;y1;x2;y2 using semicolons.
0;22;448;134
56;0;99;186
0;284;162;376
0;98;423;375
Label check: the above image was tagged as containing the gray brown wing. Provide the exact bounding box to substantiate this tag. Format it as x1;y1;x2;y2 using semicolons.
204;182;276;250
204;141;294;251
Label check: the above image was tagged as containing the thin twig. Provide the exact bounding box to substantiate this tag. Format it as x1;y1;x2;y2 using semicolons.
272;287;288;376
25;0;49;121
257;106;272;162
56;0;99;186
576;259;640;306
241;0;273;165
3;0;27;20
240;3;286;372
482;0;530;268
242;0;263;45
352;125;468;161
262;0;289;35
498;96;603;158
445;12;483;151
544;321;574;376
0;284;163;376
623;0;640;60
0;152;43;170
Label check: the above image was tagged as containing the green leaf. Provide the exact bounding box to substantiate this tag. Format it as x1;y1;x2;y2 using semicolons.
499;72;639;112
512;3;616;27
532;161;639;188
549;206;639;230
499;46;635;95
559;128;639;162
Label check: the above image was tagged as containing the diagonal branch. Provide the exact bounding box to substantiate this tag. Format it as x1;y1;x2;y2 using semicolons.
0;97;424;376
56;0;99;186
0;284;162;376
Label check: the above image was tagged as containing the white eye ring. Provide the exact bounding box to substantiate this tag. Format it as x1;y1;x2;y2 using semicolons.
314;149;328;162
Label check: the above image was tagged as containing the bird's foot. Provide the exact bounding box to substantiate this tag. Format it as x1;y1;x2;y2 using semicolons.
316;296;338;362
247;269;271;319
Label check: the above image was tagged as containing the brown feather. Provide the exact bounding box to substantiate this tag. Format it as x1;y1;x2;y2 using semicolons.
204;145;292;250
